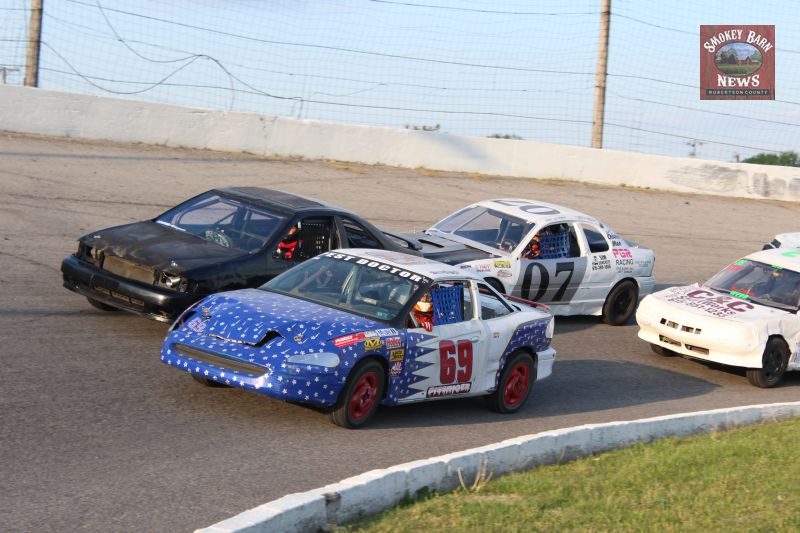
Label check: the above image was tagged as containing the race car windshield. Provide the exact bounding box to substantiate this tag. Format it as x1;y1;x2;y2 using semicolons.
431;206;534;253
155;192;286;253
706;259;800;311
261;256;422;322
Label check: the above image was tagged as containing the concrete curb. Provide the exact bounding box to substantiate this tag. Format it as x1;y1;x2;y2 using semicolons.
199;401;800;532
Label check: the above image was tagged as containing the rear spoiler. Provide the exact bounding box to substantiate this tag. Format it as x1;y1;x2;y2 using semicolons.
501;293;551;313
382;230;423;252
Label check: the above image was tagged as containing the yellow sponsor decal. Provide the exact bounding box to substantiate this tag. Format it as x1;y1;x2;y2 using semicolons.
364;337;383;350
494;260;511;268
389;349;405;362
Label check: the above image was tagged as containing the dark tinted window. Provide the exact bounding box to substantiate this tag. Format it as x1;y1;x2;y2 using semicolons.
342;217;382;249
582;224;609;253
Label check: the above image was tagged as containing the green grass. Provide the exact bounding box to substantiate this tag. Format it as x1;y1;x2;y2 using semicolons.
716;63;760;77
344;418;800;532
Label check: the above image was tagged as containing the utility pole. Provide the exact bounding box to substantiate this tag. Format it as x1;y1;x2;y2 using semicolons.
591;0;611;148
24;0;44;87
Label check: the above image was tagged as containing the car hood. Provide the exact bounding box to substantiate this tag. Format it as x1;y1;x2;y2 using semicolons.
402;231;496;265
81;221;249;273
647;284;791;323
183;289;386;348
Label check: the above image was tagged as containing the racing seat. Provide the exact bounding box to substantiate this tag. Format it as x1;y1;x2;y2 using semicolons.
431;285;464;325
539;229;571;259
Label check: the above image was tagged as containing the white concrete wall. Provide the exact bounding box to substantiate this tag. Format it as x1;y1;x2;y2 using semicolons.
3;85;800;201
200;401;800;532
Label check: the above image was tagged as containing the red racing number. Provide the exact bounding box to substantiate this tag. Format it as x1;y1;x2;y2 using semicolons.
439;340;473;384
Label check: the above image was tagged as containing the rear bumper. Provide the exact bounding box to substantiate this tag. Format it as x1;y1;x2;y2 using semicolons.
537;347;556;380
61;255;197;322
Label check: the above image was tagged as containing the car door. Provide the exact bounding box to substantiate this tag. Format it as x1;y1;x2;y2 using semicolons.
512;222;588;309
398;280;488;403
579;223;617;305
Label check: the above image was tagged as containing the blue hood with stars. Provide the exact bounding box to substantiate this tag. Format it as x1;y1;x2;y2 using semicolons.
184;288;386;350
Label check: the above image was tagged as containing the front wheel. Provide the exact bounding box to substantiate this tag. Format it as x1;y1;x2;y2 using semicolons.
328;359;385;428
746;337;789;388
602;280;639;326
486;351;535;414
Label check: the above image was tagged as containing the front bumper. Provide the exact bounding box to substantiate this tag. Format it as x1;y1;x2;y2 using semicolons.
637;313;763;368
160;341;346;407
61;255;198;322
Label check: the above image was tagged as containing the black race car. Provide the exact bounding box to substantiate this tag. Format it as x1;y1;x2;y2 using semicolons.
61;187;419;322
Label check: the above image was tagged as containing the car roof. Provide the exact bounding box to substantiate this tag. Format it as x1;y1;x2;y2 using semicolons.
746;248;800;272
333;249;471;281
215;187;341;214
470;198;603;227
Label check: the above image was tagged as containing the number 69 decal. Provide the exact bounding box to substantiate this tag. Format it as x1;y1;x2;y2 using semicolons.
439;340;473;384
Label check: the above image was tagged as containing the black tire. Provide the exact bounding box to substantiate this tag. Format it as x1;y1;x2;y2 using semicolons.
650;343;678;357
86;296;119;312
328;359;385;428
486;351;536;414
485;278;505;294
191;373;230;388
746;337;789;388
602;280;639;326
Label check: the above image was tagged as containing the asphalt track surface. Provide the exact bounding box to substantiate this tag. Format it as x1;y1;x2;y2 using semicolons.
2;132;799;532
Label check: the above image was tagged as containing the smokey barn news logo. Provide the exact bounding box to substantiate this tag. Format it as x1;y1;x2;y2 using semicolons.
700;25;775;100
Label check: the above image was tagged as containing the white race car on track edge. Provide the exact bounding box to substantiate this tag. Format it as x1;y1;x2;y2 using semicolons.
637;248;800;387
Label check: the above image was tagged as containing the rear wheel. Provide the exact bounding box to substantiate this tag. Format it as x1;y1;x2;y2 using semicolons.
746;337;789;388
650;343;678;357
328;359;385;428
486;351;535;414
602;280;638;325
86;296;119;312
191;373;230;388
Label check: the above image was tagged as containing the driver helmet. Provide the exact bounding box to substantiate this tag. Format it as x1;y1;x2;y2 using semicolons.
414;292;433;313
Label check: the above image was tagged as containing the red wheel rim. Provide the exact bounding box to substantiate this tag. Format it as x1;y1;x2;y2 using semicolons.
348;371;379;422
503;362;531;408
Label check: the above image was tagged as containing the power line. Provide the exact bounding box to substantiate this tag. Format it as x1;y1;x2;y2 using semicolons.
367;1;598;16
65;0;594;76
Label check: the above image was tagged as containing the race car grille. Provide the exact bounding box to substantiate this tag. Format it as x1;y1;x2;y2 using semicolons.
175;344;267;375
102;255;156;285
659;335;681;347
685;344;710;355
92;286;145;307
660;317;702;335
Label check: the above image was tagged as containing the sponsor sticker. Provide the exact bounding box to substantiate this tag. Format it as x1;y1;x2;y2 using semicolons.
187;317;207;333
664;287;755;318
320;252;431;283
494;260;511;269
389;349;405;362
376;328;398;336
385;336;402;349
474;263;491;272
390;361;403;376
333;332;366;348
426;382;472;398
364;337;383;350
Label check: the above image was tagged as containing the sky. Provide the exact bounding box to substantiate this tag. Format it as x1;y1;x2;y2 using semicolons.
1;0;798;162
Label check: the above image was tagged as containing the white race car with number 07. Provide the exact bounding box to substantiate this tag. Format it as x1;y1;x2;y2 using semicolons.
405;199;656;325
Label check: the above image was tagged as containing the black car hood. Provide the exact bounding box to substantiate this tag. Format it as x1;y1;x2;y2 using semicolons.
80;221;249;273
402;231;495;265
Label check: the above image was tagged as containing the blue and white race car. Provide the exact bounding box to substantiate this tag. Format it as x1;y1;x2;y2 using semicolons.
161;249;556;427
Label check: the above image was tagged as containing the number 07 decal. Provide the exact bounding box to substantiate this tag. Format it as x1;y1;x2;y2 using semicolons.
439;340;473;384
